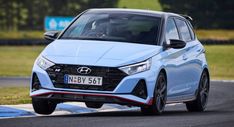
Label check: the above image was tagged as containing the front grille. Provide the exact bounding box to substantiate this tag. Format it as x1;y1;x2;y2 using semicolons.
46;64;127;91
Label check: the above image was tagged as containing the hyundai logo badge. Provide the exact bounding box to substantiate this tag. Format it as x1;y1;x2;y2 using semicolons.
77;67;92;74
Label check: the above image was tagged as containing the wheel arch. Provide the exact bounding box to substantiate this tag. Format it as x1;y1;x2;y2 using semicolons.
194;67;210;98
203;67;210;84
160;68;167;81
152;68;168;94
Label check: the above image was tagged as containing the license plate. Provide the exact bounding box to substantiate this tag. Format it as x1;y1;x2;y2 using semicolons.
64;74;103;86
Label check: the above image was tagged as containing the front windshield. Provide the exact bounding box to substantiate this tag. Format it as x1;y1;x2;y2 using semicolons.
60;12;161;45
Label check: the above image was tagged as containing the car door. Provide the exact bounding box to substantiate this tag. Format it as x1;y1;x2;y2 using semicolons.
163;17;190;99
174;18;203;95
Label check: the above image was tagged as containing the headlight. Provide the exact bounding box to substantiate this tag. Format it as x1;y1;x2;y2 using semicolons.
119;58;152;75
36;56;55;70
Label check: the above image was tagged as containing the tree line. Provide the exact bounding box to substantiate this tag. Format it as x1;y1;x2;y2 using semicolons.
159;0;234;29
0;0;233;31
0;0;118;31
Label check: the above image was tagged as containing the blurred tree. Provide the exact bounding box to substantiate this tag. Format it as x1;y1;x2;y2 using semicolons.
0;0;118;31
1;0;233;30
159;0;234;29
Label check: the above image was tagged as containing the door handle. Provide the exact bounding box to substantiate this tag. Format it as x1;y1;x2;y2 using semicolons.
183;54;188;60
196;48;202;52
196;48;205;54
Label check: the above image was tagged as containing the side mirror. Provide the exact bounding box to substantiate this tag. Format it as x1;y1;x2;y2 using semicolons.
167;39;186;49
44;31;60;41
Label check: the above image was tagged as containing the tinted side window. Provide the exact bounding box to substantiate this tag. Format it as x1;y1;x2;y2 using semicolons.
165;18;179;43
175;19;192;42
187;22;195;40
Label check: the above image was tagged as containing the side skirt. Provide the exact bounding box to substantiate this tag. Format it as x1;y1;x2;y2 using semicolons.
166;94;196;104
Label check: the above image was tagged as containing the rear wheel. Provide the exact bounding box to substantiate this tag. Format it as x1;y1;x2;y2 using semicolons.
85;102;103;109
32;98;57;115
186;70;210;112
141;71;167;115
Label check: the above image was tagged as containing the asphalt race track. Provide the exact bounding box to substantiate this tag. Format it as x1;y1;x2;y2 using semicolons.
0;81;234;127
0;77;29;87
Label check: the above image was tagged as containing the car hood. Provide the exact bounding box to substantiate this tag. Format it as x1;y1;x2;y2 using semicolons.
42;39;162;67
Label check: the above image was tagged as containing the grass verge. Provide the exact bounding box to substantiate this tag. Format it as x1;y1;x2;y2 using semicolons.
196;30;234;40
0;30;234;40
205;45;234;80
0;46;45;76
0;31;43;39
118;0;162;10
0;87;31;105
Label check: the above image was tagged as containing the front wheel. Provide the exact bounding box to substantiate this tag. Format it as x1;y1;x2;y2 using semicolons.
32;98;57;115
186;70;210;112
141;71;167;115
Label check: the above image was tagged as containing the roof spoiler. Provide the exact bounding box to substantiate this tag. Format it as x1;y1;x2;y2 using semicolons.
180;14;193;21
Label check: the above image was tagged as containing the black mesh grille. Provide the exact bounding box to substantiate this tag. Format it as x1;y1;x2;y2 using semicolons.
46;64;127;91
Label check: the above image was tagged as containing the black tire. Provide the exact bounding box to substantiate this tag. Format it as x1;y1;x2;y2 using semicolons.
186;70;210;112
85;102;103;109
141;71;167;115
32;98;57;115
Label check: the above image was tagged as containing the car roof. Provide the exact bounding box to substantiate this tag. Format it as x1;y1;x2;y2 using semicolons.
87;8;185;19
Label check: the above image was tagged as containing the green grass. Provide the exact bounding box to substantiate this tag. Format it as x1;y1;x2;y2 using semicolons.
0;45;234;80
0;29;234;40
205;45;234;80
0;31;44;39
0;87;31;105
196;30;234;40
118;0;162;10
0;46;45;76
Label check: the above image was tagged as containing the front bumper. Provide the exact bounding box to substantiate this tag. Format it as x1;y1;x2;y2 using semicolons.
30;63;158;106
31;89;153;106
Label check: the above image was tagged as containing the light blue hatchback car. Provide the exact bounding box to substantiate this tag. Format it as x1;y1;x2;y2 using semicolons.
30;9;210;115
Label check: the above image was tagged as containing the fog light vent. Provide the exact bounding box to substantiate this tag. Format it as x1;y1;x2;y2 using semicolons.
132;80;148;99
32;73;41;92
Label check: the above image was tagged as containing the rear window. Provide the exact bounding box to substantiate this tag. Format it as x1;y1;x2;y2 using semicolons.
187;22;195;40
